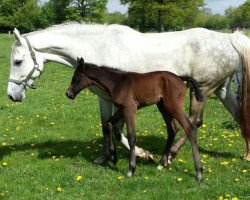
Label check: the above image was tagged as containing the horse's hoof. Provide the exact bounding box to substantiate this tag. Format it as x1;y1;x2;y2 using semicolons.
148;154;155;163
157;165;164;171
196;173;203;182
110;155;118;165
243;155;250;161
93;153;110;164
127;171;133;177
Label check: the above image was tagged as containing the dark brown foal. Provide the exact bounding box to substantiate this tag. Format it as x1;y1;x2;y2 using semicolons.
66;58;203;181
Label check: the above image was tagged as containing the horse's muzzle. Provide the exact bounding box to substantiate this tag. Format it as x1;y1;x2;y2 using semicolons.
66;91;75;100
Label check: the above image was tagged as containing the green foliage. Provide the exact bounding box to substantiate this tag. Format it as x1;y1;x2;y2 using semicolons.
102;11;126;24
121;0;204;32
0;34;249;199
0;0;108;32
0;0;41;31
194;12;229;29
225;0;250;28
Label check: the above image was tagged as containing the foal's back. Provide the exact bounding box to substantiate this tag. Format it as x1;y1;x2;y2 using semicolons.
112;71;186;107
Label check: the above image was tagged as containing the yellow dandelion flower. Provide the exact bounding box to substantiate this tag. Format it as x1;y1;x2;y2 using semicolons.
144;176;149;180
177;177;183;182
202;124;207;128
2;142;7;146
235;178;240;182
184;169;188;172
2;162;7;167
220;161;229;165
117;176;124;180
178;159;186;163
232;158;237;162
232;197;238;200
201;160;206;164
218;196;223;200
242;169;248;173
225;194;230;197
202;155;208;158
56;187;62;192
208;168;212;173
76;175;83;181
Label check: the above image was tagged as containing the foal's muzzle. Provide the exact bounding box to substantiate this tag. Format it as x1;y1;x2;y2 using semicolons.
66;91;75;100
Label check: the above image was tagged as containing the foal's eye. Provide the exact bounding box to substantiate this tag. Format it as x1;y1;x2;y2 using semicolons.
14;60;22;66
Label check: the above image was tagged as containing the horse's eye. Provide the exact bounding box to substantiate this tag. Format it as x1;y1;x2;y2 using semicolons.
14;60;22;66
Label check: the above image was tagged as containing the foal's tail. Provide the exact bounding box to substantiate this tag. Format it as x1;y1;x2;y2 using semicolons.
181;77;203;102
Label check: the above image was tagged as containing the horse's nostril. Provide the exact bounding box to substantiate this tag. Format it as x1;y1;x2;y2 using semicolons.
8;95;15;101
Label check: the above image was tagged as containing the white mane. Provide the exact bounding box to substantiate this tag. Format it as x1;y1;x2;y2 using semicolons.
25;22;138;37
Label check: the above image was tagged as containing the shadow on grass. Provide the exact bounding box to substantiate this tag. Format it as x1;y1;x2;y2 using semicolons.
0;135;238;164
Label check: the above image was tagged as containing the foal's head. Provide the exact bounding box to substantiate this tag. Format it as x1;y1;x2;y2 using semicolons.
66;57;90;100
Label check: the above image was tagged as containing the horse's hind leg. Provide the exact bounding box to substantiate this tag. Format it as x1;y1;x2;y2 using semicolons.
157;102;177;168
168;89;206;163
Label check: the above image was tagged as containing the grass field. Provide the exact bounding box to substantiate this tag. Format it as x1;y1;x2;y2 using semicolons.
0;33;249;200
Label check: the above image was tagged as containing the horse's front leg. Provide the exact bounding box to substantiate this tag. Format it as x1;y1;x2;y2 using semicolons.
96;97;154;163
93;98;114;164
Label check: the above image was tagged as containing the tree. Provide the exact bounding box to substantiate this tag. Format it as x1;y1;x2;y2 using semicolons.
67;0;108;22
225;0;250;28
103;11;126;24
40;0;108;25
120;0;204;32
0;0;41;31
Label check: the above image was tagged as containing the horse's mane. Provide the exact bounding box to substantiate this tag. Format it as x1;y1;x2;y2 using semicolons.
25;21;138;36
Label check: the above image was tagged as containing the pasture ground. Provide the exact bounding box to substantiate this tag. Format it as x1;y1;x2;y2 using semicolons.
0;33;249;200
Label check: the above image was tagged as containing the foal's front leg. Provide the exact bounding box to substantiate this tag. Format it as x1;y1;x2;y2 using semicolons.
123;107;137;177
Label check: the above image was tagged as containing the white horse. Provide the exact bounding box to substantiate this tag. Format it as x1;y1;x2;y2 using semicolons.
7;23;250;164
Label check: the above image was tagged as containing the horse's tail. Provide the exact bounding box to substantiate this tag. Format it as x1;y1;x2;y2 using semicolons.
181;76;203;102
230;33;250;151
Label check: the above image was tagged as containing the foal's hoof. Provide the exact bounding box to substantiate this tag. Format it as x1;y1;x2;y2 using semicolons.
93;153;110;164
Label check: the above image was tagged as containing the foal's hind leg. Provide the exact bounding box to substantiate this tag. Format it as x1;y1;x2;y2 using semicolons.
164;100;203;181
157;102;177;168
167;89;206;164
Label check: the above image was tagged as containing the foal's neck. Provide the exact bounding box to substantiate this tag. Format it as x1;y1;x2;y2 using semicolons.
85;64;123;94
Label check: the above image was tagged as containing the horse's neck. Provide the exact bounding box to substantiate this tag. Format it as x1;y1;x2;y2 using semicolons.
28;29;105;67
85;65;121;94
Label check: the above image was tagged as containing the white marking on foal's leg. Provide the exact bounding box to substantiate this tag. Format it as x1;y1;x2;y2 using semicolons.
120;134;154;161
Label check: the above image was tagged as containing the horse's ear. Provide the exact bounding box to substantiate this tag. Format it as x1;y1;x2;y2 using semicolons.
13;28;22;45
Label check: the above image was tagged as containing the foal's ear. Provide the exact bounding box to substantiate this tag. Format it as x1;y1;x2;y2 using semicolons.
78;57;85;71
13;28;22;45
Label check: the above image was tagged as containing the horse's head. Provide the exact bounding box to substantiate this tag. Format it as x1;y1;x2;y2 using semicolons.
7;28;44;102
66;57;90;100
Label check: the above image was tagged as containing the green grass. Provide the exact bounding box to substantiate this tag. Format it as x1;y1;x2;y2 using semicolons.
0;33;249;200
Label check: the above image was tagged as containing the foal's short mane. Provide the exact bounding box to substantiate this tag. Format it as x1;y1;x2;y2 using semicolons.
86;62;128;74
